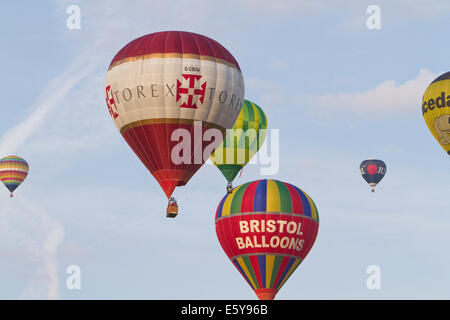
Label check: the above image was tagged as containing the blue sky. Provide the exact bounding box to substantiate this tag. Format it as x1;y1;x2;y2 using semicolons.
0;0;449;299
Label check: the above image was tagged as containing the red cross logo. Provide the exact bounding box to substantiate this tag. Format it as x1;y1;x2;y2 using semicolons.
176;74;207;109
105;85;119;119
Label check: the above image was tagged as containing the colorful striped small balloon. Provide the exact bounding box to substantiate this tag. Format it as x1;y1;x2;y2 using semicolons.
215;179;319;300
0;156;29;197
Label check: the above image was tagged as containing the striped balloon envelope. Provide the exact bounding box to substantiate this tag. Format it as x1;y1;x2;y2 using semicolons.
215;179;319;300
0;156;29;197
211;99;267;188
105;31;245;205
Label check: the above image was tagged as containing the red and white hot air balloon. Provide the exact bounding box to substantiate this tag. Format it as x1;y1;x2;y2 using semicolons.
105;31;245;217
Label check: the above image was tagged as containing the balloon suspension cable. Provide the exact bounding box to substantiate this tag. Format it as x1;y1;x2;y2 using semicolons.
227;182;233;194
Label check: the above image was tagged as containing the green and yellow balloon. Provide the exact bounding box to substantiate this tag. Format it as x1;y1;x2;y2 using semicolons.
210;100;267;192
422;72;450;156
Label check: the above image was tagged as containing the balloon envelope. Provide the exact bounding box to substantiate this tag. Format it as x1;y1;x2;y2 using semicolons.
422;72;450;156
215;179;319;300
0;156;29;197
360;159;386;192
105;31;245;199
211;99;267;183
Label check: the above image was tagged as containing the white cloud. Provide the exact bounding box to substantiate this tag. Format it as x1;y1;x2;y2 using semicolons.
385;0;450;20
0;198;64;299
378;144;406;154
304;69;437;114
268;58;289;71
0;51;99;156
245;77;287;110
18;221;64;300
240;0;450;20
241;0;326;18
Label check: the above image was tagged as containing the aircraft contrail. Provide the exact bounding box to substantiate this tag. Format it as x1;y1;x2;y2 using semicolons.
0;50;99;156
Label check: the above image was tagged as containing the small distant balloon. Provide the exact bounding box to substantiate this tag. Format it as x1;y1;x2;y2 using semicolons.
0;156;29;197
360;159;386;192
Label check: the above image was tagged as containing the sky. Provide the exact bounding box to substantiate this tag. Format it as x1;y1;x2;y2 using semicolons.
0;0;449;299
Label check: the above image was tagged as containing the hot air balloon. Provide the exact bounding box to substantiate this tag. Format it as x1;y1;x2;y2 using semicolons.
105;31;245;217
422;72;450;156
215;179;319;300
0;156;29;197
210;100;267;193
360;159;386;192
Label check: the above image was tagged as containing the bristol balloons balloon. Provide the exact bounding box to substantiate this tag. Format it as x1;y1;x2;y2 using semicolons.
422;71;450;156
360;159;386;192
0;156;29;197
215;179;319;300
210;99;267;193
105;31;245;216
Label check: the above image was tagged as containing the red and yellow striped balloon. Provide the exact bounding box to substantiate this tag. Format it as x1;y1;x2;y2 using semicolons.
215;179;319;300
0;156;29;197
